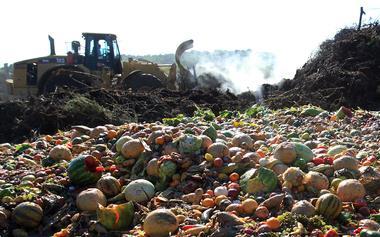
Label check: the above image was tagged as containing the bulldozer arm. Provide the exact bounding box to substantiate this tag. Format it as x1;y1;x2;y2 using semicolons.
175;40;196;90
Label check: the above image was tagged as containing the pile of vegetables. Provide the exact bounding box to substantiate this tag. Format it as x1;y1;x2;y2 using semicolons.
0;105;379;237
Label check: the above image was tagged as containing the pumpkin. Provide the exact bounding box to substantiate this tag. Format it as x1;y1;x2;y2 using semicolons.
273;142;297;164
76;188;107;211
293;142;314;162
303;171;329;192
231;133;253;149
207;142;230;158
333;156;359;170
97;201;134;230
49;145;72;161
316;193;342;219
121;139;145;159
291;200;315;217
283;167;305;187
12;202;43;228
96;176;121;197
67;155;102;186
337;179;366;202
143;209;179;237
124;179;155;203
115;136;132;152
240;167;278;194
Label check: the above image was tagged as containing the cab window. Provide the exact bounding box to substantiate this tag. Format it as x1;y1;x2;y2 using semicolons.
112;40;120;59
98;39;110;60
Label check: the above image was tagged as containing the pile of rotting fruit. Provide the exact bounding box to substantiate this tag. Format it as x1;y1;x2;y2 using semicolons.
0;105;380;237
264;24;380;111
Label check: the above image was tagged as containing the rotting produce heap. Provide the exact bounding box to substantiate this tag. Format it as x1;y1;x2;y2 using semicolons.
265;24;380;111
0;105;379;236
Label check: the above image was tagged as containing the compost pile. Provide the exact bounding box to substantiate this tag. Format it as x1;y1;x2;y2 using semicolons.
0;88;254;144
0;105;380;237
265;24;380;110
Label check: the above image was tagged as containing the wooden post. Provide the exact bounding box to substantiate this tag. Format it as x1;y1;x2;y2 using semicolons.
358;7;366;30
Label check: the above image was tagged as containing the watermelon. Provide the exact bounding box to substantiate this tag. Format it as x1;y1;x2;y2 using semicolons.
12;202;43;228
316;193;342;219
68;155;102;186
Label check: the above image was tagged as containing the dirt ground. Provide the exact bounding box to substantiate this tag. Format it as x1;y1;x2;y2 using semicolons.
0;88;255;143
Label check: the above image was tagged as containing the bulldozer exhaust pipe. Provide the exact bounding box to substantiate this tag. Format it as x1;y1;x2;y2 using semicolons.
48;35;56;55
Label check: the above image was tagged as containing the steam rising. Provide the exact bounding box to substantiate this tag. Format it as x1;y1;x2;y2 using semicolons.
185;50;282;95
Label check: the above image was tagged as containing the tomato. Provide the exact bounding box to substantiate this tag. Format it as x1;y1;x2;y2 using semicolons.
324;157;334;165
324;229;338;237
312;158;325;165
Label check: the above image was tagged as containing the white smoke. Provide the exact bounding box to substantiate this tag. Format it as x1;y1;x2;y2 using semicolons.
192;50;283;95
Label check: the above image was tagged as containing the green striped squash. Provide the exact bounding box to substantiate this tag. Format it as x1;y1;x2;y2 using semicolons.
316;193;342;219
12;202;43;228
68;155;102;186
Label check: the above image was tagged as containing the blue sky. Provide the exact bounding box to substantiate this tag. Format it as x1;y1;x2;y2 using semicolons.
1;0;379;79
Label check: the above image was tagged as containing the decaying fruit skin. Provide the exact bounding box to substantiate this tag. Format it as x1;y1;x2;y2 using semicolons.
12;202;43;228
97;201;134;231
336;179;365;202
143;209;179;237
316;193;342;219
96;176;121;197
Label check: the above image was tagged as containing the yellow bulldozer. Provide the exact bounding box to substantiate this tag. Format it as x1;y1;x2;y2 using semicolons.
6;33;194;98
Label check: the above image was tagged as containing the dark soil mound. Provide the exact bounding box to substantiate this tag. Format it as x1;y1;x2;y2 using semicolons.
265;24;380;110
0;88;255;143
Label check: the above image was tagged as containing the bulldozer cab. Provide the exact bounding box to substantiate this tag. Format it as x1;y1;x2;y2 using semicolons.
82;33;122;74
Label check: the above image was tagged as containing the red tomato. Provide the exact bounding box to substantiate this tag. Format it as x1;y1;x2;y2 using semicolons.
324;229;338;237
324;157;334;165
312;158;325;165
